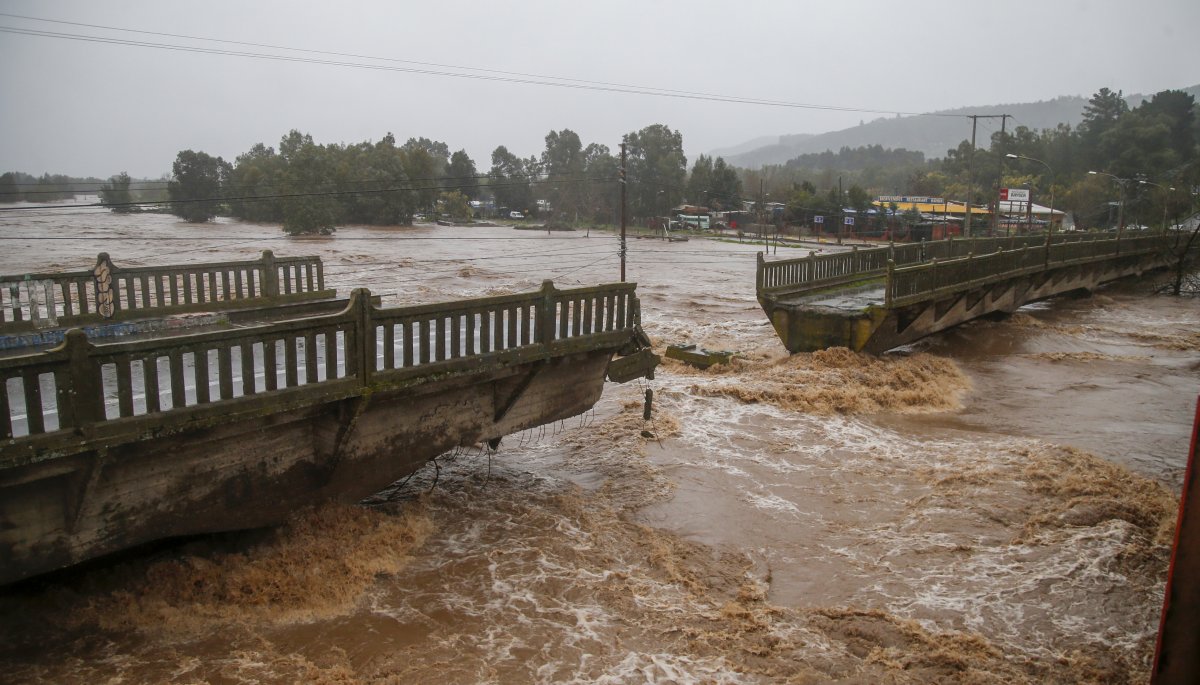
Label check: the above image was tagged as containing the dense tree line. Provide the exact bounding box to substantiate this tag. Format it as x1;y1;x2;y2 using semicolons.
153;124;722;233
0;172;106;202
750;88;1199;231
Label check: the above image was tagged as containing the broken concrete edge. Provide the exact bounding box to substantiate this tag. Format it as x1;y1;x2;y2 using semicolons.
664;344;737;369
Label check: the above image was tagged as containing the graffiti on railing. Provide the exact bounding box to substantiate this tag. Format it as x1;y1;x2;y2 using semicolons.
93;253;115;318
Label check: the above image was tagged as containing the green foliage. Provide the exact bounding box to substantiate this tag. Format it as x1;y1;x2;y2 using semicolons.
228;143;284;222
581;143;619;222
784;144;925;171
440;190;471;219
446;150;478;199
685;155;742;210
624;124;687;218
0;171;101;203
168;150;230;222
99;172;134;213
756;86;1197;230
489;145;535;215
846;184;871;210
541;129;585;222
279;133;339;235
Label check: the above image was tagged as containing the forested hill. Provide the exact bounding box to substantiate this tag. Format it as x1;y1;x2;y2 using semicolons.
722;85;1200;168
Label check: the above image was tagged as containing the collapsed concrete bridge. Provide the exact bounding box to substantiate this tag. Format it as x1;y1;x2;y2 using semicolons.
0;256;657;585
756;232;1175;354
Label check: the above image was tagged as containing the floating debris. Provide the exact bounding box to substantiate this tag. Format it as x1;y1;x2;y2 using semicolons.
665;343;735;369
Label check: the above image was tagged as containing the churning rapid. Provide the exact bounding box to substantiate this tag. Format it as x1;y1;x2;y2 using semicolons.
1;209;1196;683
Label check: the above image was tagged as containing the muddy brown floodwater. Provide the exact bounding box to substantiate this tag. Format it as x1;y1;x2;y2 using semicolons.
1;206;1197;683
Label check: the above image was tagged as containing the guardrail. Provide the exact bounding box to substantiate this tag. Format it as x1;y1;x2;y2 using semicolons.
0;281;640;456
757;232;1127;296
0;250;332;333
886;235;1170;307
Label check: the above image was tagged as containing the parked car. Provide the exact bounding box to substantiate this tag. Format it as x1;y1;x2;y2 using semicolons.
509;211;525;219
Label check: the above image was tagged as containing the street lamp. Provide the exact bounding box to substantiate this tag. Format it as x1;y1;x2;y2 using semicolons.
1137;179;1176;233
1088;170;1131;237
1006;154;1055;237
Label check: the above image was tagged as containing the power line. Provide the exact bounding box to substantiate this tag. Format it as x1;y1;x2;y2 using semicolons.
0;20;965;118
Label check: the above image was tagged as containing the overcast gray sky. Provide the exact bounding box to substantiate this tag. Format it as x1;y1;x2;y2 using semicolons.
2;0;1197;178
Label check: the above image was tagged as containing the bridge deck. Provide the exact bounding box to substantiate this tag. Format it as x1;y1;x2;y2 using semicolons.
757;232;1176;353
774;280;886;311
0;280;658;585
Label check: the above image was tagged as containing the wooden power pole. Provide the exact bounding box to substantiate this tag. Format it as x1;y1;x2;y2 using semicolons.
619;142;627;282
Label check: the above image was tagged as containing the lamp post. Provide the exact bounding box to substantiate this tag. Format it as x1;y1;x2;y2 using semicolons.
1089;170;1130;237
1138;179;1176;234
1006;153;1055;236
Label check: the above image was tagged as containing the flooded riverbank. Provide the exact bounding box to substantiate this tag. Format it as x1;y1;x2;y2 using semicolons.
1;209;1196;683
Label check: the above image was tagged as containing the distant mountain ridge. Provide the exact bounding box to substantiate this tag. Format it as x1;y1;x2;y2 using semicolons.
717;84;1200;169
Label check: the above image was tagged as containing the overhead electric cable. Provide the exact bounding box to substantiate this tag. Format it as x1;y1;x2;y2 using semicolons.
0;19;964;117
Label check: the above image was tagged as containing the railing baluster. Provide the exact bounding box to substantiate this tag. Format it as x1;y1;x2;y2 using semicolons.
194;347;210;403
241;342;256;395
325;329;338;379
116;357;134;417
436;315;447;361
219;346;234;399
304;332;318;384
284;337;298;387
402;321;414;367
0;375;12;438
168;350;186;408
143;355;160;414
467;311;478;355
382;323;395;370
263;339;278;391
21;370;43;434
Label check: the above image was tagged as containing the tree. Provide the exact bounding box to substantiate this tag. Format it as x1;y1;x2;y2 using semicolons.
99;172;134;213
228;143;284;222
446;149;479;200
440;190;471;219
399;143;442;215
686;154;714;206
344;134;414;226
168;150;230;222
1079;88;1129;168
277;131;339;235
624;124;687;218
489;145;534;214
541;129;585;222
581;143;618;223
710;157;742;210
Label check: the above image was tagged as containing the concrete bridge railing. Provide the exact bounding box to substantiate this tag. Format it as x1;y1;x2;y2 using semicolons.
757;231;1136;297
0;250;333;333
0;280;641;461
885;235;1170;307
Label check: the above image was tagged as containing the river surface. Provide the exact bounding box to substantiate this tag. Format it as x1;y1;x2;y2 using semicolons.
0;206;1197;683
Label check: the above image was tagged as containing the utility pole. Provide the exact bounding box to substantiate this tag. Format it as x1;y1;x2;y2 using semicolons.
619;142;627;282
962;114;1009;236
964;116;979;237
838;175;844;245
760;178;767;252
993;114;1011;236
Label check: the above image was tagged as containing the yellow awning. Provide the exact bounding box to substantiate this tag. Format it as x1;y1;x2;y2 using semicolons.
872;200;988;214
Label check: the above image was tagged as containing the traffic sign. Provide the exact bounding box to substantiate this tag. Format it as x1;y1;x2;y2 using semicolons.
844;216;855;225
814;215;824;224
